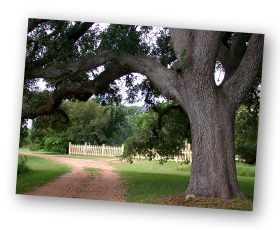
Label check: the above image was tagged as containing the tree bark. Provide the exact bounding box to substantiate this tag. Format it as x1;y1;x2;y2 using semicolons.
184;91;246;199
25;50;113;79
167;31;263;200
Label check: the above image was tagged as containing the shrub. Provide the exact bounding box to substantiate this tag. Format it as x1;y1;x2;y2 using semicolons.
43;135;68;154
17;156;30;175
29;142;41;151
235;106;258;164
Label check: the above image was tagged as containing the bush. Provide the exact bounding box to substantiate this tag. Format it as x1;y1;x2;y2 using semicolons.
17;156;30;175
29;142;41;151
235;106;258;164
43;135;68;154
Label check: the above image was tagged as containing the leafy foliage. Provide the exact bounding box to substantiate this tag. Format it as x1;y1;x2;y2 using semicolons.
19;120;29;147
17;155;30;175
235;106;259;164
149;28;175;67
124;102;191;160
27;99;142;153
98;24;151;56
235;74;260;164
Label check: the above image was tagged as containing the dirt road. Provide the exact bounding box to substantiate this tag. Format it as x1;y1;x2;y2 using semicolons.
20;153;127;202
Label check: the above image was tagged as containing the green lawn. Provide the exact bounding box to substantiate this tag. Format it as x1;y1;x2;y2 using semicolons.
17;148;255;209
111;159;255;205
112;160;191;204
16;154;72;194
19;148;63;155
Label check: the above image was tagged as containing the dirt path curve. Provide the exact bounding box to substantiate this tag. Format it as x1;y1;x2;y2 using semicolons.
20;153;127;202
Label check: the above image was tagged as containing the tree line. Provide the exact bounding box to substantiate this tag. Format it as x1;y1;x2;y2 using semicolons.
20;97;258;165
20;99;141;153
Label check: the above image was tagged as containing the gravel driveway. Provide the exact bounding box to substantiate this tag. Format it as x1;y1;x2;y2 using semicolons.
20;153;127;202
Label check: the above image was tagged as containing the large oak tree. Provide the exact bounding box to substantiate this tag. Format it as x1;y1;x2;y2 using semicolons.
22;19;264;199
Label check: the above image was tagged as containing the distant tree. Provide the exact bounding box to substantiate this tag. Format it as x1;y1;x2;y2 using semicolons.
28;99;142;153
124;101;191;160
19;120;29;147
235;106;258;164
234;74;260;164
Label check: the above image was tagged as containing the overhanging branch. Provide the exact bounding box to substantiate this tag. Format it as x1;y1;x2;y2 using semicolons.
117;54;180;102
222;34;264;107
22;63;131;119
218;33;252;85
25;50;113;79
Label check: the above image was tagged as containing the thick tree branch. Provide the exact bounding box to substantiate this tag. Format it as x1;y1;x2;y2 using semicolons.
22;63;131;119
170;29;222;91
50;109;70;125
91;62;131;94
117;54;180;102
150;104;184;144
66;22;94;44
24;52;181;118
222;34;264;107
25;50;113;79
157;105;182;130
218;33;252;85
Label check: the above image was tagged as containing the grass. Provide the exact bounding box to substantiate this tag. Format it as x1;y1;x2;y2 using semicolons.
17;148;255;210
112;160;190;204
19;147;63;155
83;167;103;179
16;154;72;194
172;161;255;178
236;162;255;177
111;159;255;210
83;167;103;172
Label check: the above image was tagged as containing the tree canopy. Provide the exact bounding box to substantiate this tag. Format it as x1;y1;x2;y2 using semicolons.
21;18;261;164
21;18;264;199
23;20;186;117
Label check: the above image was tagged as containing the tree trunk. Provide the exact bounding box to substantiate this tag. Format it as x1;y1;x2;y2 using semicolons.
168;32;263;200
183;92;246;199
121;32;262;200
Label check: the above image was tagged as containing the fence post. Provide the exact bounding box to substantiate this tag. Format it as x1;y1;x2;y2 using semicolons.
121;144;124;156
84;143;87;156
69;142;71;155
102;144;105;157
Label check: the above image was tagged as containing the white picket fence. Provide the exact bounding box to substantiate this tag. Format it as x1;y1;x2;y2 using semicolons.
68;142;193;162
68;142;244;163
176;143;192;162
69;142;124;157
133;143;192;163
